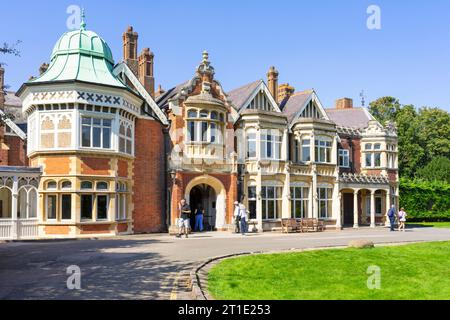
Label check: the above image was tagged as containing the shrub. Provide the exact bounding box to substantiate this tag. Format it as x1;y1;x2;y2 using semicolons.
399;178;450;221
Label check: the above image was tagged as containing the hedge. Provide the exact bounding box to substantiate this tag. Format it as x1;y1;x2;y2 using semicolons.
399;178;450;221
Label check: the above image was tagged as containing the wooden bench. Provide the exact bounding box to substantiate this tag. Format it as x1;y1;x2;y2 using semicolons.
281;219;299;233
301;218;325;232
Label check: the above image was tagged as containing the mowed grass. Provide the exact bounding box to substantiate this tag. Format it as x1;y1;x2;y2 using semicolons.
407;222;450;229
208;241;450;300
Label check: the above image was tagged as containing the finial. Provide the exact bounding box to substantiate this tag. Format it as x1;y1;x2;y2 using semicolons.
202;50;209;63
80;8;86;30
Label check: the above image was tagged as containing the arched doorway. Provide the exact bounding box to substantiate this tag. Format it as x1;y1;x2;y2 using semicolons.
189;184;217;231
184;175;226;231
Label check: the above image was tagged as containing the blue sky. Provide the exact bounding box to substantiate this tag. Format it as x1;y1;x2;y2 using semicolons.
1;0;449;111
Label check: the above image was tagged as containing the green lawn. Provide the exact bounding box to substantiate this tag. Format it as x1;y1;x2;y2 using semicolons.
208;242;450;300
407;222;450;229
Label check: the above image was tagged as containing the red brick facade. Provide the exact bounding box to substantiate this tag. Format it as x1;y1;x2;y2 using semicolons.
132;118;165;233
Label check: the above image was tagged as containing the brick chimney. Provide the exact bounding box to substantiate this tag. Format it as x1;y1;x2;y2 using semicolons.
267;66;279;103
138;48;155;97
39;63;49;75
335;98;353;109
155;84;165;99
123;26;139;76
278;83;295;102
0;65;5;110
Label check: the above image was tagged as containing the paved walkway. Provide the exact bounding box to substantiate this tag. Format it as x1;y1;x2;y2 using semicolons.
1;226;449;300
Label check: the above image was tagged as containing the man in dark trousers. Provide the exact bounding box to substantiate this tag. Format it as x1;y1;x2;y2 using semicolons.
387;205;397;232
177;199;191;238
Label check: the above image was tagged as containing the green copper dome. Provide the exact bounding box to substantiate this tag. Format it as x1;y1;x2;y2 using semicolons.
28;15;125;89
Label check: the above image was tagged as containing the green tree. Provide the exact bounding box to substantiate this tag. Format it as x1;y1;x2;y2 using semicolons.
368;96;401;123
417;107;450;162
416;156;450;183
395;105;426;178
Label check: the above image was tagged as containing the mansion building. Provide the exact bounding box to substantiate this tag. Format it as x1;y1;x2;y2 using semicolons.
0;19;398;240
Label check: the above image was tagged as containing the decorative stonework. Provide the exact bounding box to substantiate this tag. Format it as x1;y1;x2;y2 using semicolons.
340;172;389;184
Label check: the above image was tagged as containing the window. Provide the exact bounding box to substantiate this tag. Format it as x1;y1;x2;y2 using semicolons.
315;138;332;163
61;195;72;220
96;182;108;191
248;186;257;220
301;139;311;162
81;117;112;149
291;187;309;218
318;187;332;219
339;149;350;167
261;131;282;160
375;195;382;215
81;181;93;190
61;181;72;190
293;139;299;163
97;195;108;220
186;109;224;144
119;122;133;155
46;195;57;220
364;143;382;168
81;195;93;220
28;189;37;219
247;132;257;158
116;194;127;221
18;189;28;219
261;186;282;220
47;181;57;190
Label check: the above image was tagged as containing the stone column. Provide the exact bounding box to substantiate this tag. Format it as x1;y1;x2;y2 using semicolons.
256;166;263;232
282;165;291;219
11;175;19;240
370;190;376;228
312;166;318;219
333;183;342;229
353;189;359;229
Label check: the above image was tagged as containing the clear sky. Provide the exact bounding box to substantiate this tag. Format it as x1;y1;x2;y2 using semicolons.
1;0;449;111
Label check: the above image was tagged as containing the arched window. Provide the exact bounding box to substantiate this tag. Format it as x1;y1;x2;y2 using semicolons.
199;110;209;118
187;110;198;118
28;188;37;219
81;181;93;190
96;182;108;190
18;188;28;219
46;180;57;190
61;181;72;190
0;187;12;219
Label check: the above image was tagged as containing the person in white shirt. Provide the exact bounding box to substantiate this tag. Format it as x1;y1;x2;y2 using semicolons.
239;203;248;235
398;208;407;232
233;201;241;233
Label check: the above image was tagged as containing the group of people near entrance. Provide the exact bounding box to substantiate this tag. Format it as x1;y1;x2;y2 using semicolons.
176;199;205;238
387;205;408;232
176;199;250;238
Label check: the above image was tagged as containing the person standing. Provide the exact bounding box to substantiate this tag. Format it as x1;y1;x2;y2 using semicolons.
239;203;248;236
233;201;241;234
177;199;191;238
194;205;204;232
387;205;397;232
398;207;407;232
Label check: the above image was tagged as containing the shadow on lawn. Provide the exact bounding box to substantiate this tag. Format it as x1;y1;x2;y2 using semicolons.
0;237;189;300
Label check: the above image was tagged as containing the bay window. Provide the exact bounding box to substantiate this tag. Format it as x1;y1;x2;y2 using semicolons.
315;138;332;163
81;117;112;149
247;186;257;219
186;109;223;144
318;187;332;219
291;187;309;218
261;131;282;160
246;132;257;159
261;186;282;220
119;121;133;155
302;139;311;162
364;143;382;168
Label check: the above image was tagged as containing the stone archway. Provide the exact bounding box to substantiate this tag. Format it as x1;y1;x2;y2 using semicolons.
184;175;227;230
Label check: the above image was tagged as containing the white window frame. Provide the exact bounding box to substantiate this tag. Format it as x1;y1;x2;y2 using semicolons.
339;149;350;167
315;138;332;163
318;187;333;219
80;116;113;150
291;186;309;219
261;130;282;160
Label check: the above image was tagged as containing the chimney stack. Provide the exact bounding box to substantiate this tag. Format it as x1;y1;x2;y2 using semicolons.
138;48;155;97
123;26;139;76
39;63;49;75
267;66;279;103
278;83;295;102
155;84;165;99
0;66;5;110
335;98;353;109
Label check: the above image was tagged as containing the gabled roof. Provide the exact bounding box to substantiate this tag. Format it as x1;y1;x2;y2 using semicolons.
281;90;313;123
325;107;374;129
0;109;26;140
227;80;261;111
